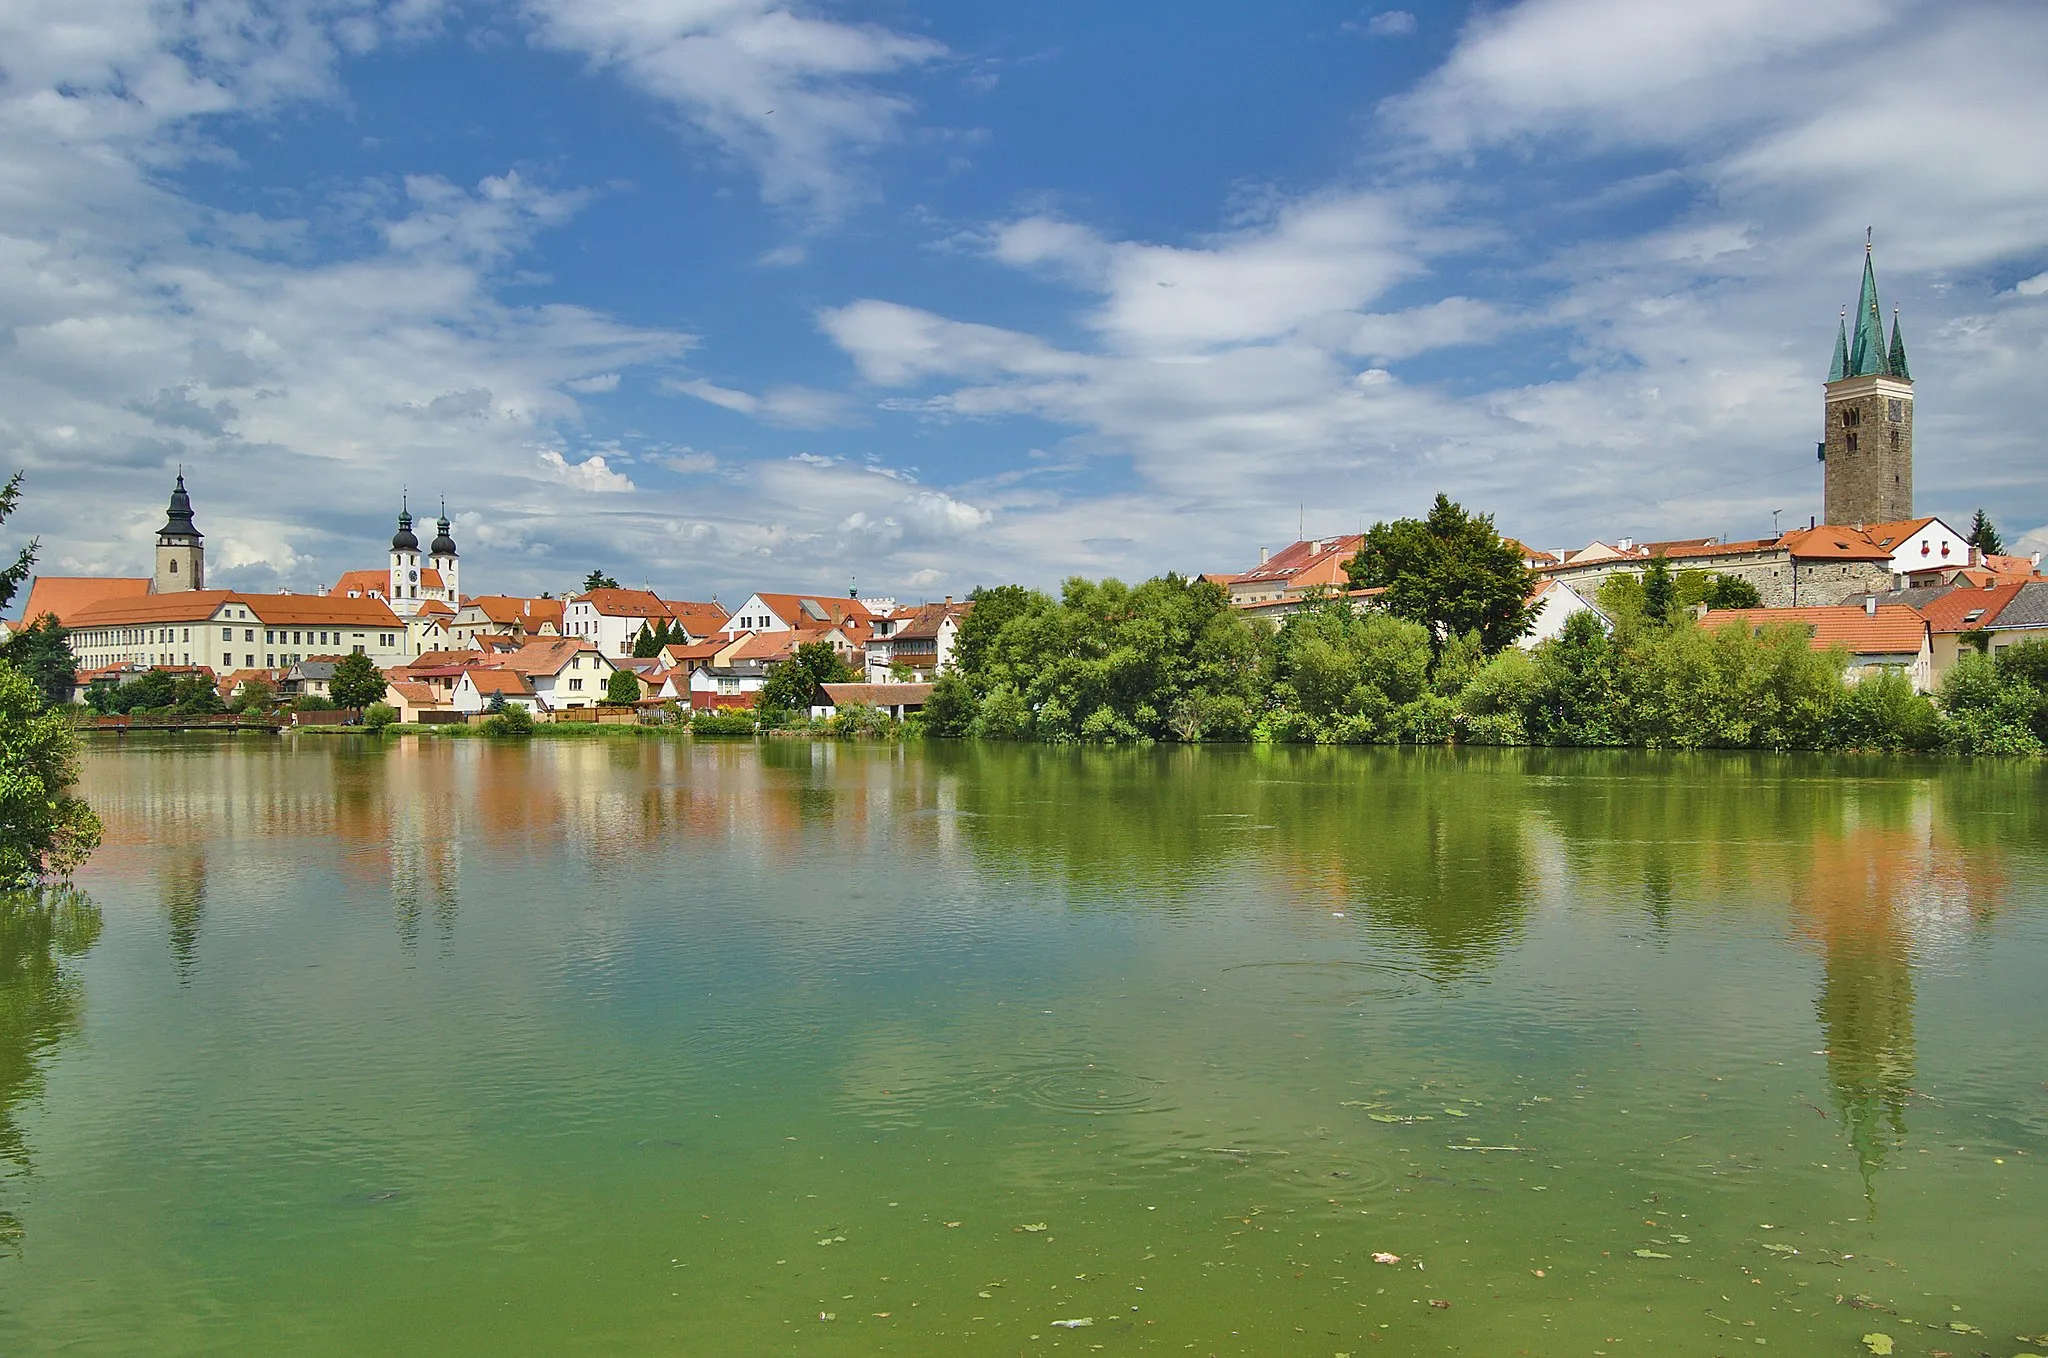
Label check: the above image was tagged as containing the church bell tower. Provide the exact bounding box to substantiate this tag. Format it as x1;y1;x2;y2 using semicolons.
153;471;204;593
1821;233;1913;527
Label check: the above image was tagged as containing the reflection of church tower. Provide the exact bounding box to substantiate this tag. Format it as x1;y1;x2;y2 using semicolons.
1821;233;1913;526
153;473;205;593
428;502;460;603
162;850;208;984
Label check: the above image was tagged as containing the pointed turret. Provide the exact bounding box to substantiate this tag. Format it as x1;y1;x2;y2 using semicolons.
1828;310;1849;383
154;470;205;592
159;472;203;541
1886;308;1910;381
392;503;420;552
1848;244;1888;377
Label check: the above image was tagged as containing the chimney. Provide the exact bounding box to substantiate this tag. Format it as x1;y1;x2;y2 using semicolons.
1865;595;1877;616
944;595;953;606
1259;546;1269;564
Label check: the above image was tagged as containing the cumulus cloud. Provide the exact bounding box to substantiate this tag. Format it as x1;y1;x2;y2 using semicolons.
540;448;636;493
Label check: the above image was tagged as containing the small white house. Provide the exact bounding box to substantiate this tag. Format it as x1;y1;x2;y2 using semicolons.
1518;579;1608;649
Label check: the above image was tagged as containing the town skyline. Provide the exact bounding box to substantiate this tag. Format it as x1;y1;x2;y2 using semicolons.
3;0;2044;603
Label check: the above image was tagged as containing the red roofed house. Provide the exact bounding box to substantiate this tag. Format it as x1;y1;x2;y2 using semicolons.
564;588;671;659
864;599;970;682
448;596;565;647
453;668;538;714
716;592;875;641
1702;602;1934;690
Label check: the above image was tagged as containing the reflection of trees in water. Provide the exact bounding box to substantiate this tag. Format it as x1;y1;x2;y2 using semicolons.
936;744;1538;977
0;888;103;1252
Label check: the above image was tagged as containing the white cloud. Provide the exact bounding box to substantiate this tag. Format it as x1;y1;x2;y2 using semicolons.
671;377;760;413
1360;11;1417;38
669;376;853;427
540;448;636;493
757;243;808;267
2011;272;2048;298
566;371;621;393
521;0;944;218
989;194;1441;352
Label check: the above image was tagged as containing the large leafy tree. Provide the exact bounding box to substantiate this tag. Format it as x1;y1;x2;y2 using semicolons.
759;641;858;715
1;616;76;707
0;473;33;617
582;570;621;593
1344;494;1538;655
1;647;103;886
1966;509;2004;557
330;653;387;710
605;667;643;704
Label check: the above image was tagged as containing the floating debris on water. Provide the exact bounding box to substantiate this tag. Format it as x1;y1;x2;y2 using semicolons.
1372;1252;1401;1265
1051;1317;1093;1328
1016;1222;1048;1233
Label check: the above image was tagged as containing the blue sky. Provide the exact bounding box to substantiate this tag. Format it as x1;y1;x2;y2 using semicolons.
4;0;2046;606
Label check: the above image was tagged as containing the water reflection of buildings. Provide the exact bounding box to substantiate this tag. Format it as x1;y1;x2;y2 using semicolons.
1792;786;2006;1195
0;889;103;1251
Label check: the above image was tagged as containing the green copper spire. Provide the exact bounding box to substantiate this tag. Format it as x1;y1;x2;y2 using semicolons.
1887;307;1910;381
1848;241;1888;377
1828;309;1849;382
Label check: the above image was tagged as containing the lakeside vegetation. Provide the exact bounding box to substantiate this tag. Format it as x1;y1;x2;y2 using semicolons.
920;579;2047;754
916;497;2048;756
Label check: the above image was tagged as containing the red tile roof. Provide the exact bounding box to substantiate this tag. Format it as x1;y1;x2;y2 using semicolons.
17;576;152;626
1914;581;2026;633
575;587;667;617
1702;605;1929;655
462;669;534;696
1778;525;1896;562
821;682;933;707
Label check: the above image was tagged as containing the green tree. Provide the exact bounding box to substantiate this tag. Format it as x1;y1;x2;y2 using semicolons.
582;570;621;593
170;675;224;715
1526;609;1621;745
632;617;675;658
1344;494;1538;654
1965;509;2004;557
1703;574;1763;610
0;472;35;617
920;671;977;738
364;702;398;731
0;615;76;707
481;705;534;736
1641;557;1675;627
330;652;387;710
759;641;858;715
605;668;643;704
0;662;103;886
230;678;276;714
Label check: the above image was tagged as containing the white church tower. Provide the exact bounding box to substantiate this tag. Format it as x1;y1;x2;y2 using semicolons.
428;501;460;604
387;498;424;617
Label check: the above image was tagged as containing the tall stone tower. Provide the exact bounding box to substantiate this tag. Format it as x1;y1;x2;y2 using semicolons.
1821;235;1913;527
153;471;204;593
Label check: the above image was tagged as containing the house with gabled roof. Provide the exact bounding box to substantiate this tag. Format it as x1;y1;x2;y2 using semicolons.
563;588;671;659
864;599;970;682
453;668;538;714
448;596;565;647
717;591;874;639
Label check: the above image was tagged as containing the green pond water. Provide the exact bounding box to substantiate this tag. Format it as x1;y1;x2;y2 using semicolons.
4;739;2047;1355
